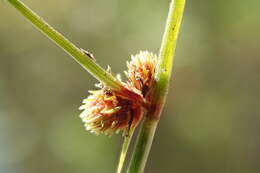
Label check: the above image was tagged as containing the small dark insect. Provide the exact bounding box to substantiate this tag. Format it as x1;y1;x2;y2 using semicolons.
80;48;96;61
104;89;113;96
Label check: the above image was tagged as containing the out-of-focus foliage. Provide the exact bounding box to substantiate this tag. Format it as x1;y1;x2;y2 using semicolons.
0;0;259;173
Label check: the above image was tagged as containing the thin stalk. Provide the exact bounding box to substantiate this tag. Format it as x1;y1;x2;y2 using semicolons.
7;0;121;90
117;128;134;173
127;0;186;173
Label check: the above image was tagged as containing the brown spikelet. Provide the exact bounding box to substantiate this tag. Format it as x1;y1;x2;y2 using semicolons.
125;51;157;97
79;85;142;136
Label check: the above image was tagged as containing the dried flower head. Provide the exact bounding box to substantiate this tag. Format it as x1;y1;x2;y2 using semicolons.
79;51;157;136
79;85;142;136
126;51;157;97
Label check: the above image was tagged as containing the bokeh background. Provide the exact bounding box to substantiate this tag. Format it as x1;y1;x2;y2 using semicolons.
0;0;259;173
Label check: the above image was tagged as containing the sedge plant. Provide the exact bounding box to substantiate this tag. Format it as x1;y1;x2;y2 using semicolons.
5;0;186;172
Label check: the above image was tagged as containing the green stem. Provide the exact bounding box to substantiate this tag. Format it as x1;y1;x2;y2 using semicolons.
127;0;186;173
117;128;134;173
127;119;158;173
7;0;121;90
156;0;186;100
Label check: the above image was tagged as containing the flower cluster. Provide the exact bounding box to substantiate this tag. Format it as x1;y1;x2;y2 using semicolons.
79;51;157;135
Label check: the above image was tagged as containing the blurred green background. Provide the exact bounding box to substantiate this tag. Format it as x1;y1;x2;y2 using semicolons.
0;0;259;173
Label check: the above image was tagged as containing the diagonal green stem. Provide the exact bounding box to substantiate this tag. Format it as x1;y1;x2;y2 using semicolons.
7;0;122;90
127;0;186;173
